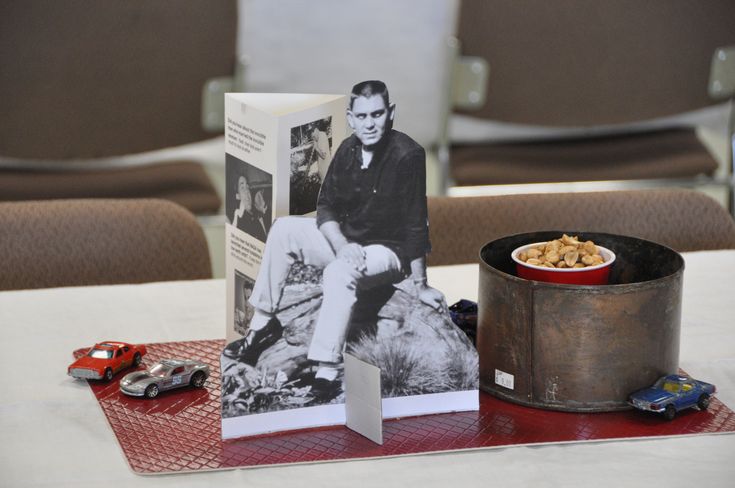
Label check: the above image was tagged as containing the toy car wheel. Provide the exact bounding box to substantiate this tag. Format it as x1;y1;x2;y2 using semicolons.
103;368;113;382
697;394;711;411
190;371;207;388
133;353;142;367
144;384;159;399
664;404;676;420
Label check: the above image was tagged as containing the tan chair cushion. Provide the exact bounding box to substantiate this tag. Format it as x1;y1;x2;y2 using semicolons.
0;199;212;291
0;161;221;215
450;129;718;186
427;189;735;266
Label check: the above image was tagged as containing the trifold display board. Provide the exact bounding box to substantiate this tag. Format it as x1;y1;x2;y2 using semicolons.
223;93;347;346
221;92;479;440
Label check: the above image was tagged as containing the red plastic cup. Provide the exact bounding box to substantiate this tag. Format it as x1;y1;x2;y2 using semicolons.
511;242;616;285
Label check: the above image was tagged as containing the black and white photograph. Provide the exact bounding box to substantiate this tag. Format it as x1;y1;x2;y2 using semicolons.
233;271;256;337
289;116;333;215
221;81;477;423
225;153;273;243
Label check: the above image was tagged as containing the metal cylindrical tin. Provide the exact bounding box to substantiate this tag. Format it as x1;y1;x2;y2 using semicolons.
478;231;684;412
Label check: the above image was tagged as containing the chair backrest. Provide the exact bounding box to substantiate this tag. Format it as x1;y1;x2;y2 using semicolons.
455;0;735;127
0;199;212;291
237;0;459;148
0;0;237;160
427;190;735;266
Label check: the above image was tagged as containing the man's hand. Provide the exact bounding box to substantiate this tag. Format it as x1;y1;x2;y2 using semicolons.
337;242;366;272
417;285;445;312
408;256;444;312
253;190;267;215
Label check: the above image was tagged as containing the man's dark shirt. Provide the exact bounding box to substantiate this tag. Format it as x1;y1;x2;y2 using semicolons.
316;130;431;270
236;210;267;243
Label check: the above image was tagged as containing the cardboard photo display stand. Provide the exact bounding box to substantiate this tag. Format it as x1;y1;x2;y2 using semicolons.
221;84;479;441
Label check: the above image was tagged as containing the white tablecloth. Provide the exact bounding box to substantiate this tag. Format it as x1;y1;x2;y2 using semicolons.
1;251;734;487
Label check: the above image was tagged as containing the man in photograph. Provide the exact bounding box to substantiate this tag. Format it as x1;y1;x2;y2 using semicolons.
234;277;255;336
229;80;444;395
309;122;331;180
231;173;269;242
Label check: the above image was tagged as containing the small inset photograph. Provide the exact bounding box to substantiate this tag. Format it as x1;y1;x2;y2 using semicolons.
289;116;333;215
226;153;273;243
233;271;256;337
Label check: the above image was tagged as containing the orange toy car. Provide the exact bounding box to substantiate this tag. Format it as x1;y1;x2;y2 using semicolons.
68;341;147;381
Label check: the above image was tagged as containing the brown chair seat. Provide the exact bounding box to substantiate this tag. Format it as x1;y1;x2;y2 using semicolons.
0;161;221;215
0;199;212;291
427;189;735;266
451;129;719;186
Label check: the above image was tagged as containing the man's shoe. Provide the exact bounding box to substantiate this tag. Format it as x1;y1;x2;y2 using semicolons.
299;362;343;403
310;377;343;403
223;317;282;365
223;337;248;360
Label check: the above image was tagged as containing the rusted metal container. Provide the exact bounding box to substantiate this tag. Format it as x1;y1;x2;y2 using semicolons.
478;231;684;412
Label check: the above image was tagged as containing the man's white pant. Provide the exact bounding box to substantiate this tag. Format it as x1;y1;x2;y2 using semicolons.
249;216;403;364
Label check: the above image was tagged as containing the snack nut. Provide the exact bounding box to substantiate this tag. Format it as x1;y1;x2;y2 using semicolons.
517;234;606;270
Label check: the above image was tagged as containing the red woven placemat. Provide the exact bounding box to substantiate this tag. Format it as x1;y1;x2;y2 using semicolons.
74;340;735;475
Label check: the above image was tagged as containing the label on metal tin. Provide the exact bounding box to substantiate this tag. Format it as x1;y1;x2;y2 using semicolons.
494;369;514;390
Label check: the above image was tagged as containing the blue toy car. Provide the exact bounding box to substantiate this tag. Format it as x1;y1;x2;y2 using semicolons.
628;374;716;420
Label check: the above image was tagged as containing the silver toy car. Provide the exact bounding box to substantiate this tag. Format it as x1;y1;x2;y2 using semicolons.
119;359;210;398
